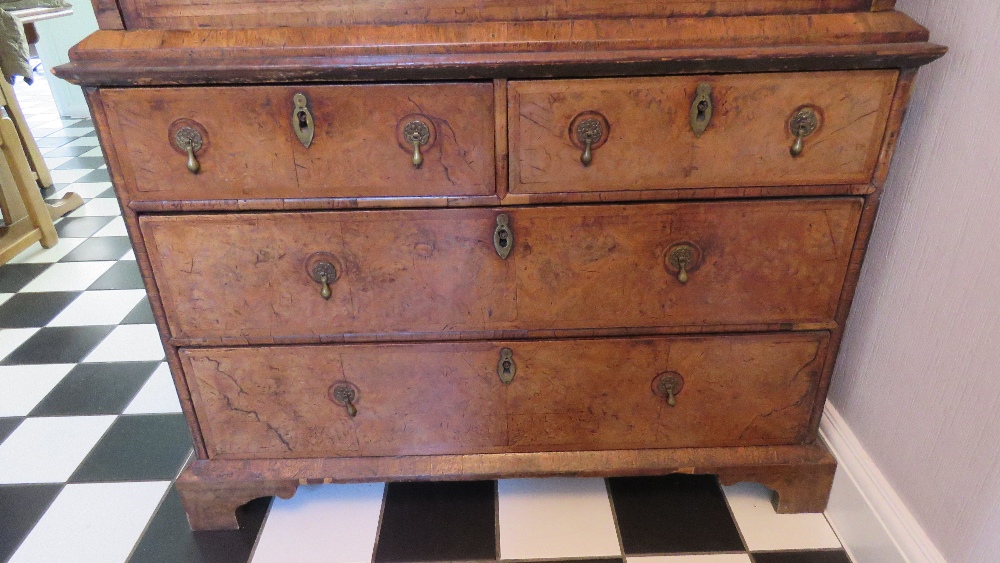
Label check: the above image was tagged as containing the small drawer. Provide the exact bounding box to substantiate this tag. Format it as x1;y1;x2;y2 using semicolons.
98;83;495;202
140;198;860;343
182;332;828;459
508;70;897;193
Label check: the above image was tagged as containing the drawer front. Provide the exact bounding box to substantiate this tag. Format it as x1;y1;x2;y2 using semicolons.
141;198;860;341
182;332;828;459
509;71;897;193
99;83;495;201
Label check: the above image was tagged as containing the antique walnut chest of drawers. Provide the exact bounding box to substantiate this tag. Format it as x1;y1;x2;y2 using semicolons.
55;0;945;530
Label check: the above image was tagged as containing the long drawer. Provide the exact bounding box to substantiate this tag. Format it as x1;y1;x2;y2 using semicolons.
509;70;897;193
98;83;495;202
182;332;829;459
141;198;862;342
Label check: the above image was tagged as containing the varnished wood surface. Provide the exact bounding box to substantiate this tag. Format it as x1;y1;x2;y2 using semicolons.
510;71;897;192
114;0;875;31
98;83;495;202
181;332;828;459
139;199;860;344
53;12;944;86
175;440;836;528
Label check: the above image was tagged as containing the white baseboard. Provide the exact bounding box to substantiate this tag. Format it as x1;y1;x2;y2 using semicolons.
820;402;947;563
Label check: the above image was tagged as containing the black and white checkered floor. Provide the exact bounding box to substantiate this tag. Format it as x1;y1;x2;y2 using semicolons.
1;67;853;563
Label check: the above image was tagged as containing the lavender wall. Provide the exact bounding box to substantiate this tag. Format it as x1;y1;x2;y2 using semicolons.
829;2;1000;561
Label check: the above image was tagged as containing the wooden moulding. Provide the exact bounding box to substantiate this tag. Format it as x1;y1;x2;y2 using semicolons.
54;12;945;86
175;442;836;530
114;0;877;31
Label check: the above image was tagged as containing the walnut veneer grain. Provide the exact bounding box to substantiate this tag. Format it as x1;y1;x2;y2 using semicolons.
140;198;860;344
510;71;897;193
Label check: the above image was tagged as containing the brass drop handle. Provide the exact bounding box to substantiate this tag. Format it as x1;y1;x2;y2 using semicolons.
653;372;684;408
667;244;697;284
292;93;315;148
174;127;203;174
310;260;338;300
331;383;359;417
789;107;820;157
576;119;604;167
404;120;431;168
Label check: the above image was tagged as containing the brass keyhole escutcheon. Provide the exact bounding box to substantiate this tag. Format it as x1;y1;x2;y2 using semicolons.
652;372;684;407
292;93;315;148
576;119;604;167
665;242;701;284
789;107;820;157
330;382;360;417
497;347;516;384
174;127;203;174
404;120;431;168
690;83;713;137
493;214;513;260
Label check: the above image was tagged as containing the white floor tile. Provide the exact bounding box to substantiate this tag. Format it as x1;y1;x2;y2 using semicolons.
52;181;113;200
80;147;104;157
59;127;95;137
49;169;92;184
0;416;115;484
0;328;40;363
19;262;116;292
498;478;621;560
42;156;73;169
722;482;842;552
122;250;136;261
0;293;12;307
0;364;75;416
67;198;122;217
83;324;165;362
47;290;147;327
92;216;128;237
627;555;752;563
123;363;182;414
9;481;170;563
5;238;85;264
63;137;102;147
37;119;82;130
252;483;384;563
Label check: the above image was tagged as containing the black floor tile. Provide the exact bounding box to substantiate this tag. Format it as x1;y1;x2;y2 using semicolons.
40;145;92;157
88;261;145;290
0;325;116;365
98;187;117;198
0;484;64;562
128;485;269;563
374;480;497;562
55;216;115;238
75;169;112;183
0;417;23;443
608;474;745;555
0;291;81;328
753;550;852;563
30;362;159;416
122;298;155;325
0;263;51;292
69;414;193;482
54;156;107;170
60;236;132;262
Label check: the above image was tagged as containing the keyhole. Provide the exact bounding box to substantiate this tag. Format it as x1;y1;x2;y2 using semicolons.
498;231;508;248
502;360;511;374
697;100;708;122
298;111;308;129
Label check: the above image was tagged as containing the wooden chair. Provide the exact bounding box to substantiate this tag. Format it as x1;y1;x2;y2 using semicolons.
1;71;54;189
0;116;83;265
